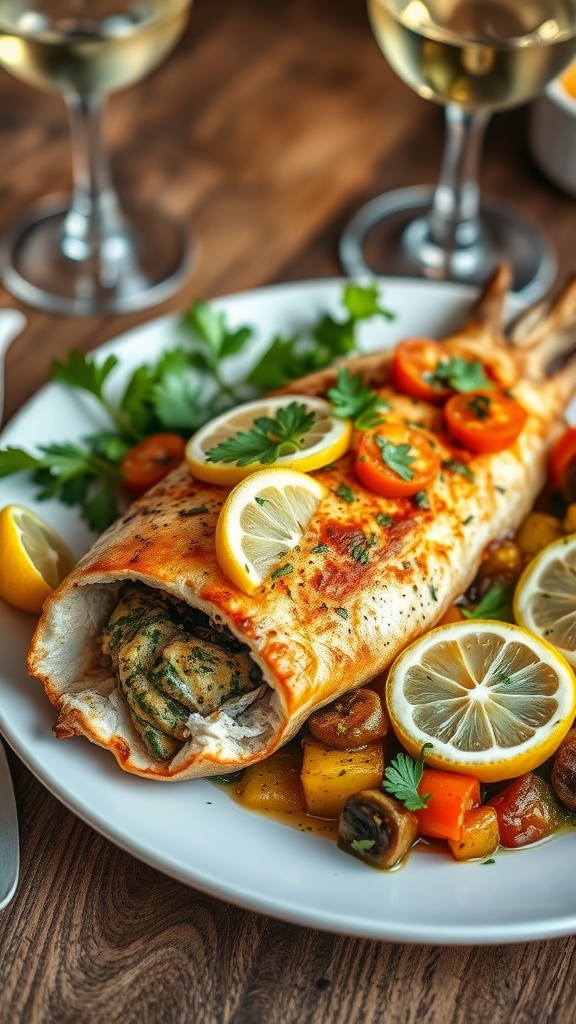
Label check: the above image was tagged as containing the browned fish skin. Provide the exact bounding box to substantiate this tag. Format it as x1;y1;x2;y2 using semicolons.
27;269;576;780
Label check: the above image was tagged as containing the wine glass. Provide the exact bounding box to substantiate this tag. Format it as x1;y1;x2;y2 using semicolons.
0;0;192;316
340;0;576;302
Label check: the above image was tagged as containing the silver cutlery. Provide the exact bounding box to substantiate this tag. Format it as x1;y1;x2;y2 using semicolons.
0;742;19;910
0;308;26;908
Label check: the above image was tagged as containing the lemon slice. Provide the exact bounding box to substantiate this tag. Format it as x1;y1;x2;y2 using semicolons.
186;395;352;486
514;533;576;668
386;619;576;782
0;504;75;614
215;468;327;594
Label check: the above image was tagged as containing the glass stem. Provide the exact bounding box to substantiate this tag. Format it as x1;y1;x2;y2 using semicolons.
426;103;490;254
60;92;128;263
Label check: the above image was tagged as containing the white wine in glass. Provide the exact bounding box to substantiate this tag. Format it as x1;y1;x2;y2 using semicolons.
340;0;576;301
0;0;192;315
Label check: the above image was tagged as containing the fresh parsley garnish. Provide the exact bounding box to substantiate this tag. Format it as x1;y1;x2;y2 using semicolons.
335;483;355;503
442;459;475;482
350;838;376;854
461;583;513;622
270;563;293;580
311;543;330;554
246;283;394;391
382;744;433;811
205;402;316;467
414;490;430;510
374;436;415;481
0;286;395;530
328;368;390;429
468;394;492;420
349;532;377;565
426;357;492;393
376;513;393;527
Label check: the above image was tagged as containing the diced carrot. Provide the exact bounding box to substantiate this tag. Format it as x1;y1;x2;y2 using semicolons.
447;806;499;861
416;768;480;842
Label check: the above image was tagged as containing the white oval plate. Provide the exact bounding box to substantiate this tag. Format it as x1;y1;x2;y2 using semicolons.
1;277;575;945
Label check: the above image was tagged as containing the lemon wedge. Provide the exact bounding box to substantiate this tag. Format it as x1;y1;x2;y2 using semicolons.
386;619;576;782
215;468;327;594
514;533;576;668
0;504;75;614
186;395;352;486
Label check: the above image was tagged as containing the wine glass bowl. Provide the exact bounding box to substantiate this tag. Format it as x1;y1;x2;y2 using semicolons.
0;0;193;316
340;0;576;302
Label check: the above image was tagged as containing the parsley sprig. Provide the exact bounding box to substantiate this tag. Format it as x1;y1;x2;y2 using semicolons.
461;582;513;622
246;284;394;391
0;285;394;531
374;436;415;481
328;368;390;429
205;402;316;467
382;744;433;811
426;356;492;393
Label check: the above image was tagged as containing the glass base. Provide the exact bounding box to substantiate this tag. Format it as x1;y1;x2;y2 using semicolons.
1;196;192;316
339;185;557;305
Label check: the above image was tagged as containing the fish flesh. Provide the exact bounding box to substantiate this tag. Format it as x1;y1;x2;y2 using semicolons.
27;268;576;779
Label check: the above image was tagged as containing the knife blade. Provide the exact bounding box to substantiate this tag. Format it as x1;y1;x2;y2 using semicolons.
0;741;19;910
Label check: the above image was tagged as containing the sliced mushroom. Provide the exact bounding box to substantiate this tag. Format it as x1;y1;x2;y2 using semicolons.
337;789;418;869
551;729;576;812
308;689;388;749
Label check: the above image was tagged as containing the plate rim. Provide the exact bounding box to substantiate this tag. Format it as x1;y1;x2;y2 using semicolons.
2;274;575;946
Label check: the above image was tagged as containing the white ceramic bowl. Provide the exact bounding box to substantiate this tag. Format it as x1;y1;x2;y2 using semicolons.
530;65;576;199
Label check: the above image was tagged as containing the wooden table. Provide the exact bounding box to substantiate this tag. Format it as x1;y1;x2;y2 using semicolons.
1;2;576;1021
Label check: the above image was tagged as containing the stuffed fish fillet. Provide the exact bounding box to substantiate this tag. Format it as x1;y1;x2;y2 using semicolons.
28;268;576;779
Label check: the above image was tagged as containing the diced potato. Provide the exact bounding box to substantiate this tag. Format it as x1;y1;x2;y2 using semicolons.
478;539;523;582
235;748;305;813
563;503;576;535
447;806;499;861
515;512;563;558
301;737;384;819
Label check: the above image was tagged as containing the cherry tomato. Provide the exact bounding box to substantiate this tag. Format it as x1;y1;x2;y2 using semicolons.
487;773;564;848
354;421;441;498
120;433;186;497
391;338;453;403
549;426;576;500
443;390;527;454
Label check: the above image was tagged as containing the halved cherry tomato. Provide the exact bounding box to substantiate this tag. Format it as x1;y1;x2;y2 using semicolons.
354;421;441;498
391;338;452;403
443;390;527;454
120;433;186;497
549;426;576;500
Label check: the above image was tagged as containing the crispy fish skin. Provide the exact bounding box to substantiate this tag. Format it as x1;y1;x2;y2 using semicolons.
27;270;576;780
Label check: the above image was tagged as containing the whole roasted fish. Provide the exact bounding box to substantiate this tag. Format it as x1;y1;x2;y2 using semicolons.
28;268;576;779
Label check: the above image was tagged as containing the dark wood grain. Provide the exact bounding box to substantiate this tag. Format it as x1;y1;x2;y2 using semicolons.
1;1;576;1022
